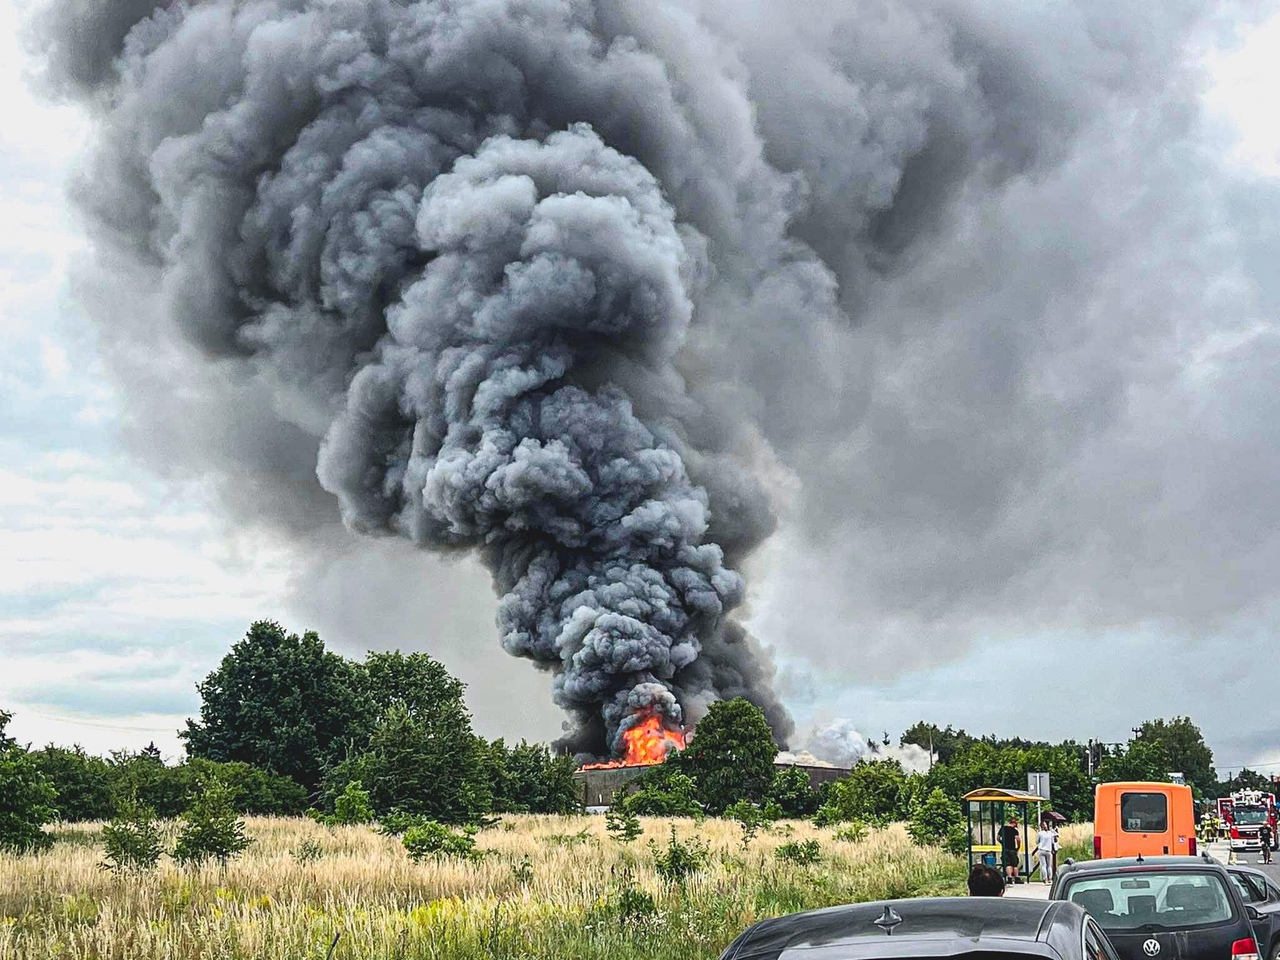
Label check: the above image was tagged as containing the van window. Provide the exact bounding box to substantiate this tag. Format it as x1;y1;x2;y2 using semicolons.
1121;792;1168;833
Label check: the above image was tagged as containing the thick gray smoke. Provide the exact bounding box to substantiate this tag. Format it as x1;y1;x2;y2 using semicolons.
26;0;1280;752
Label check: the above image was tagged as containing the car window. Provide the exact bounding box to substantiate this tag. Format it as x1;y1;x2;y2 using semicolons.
1266;879;1280;903
1121;792;1168;833
1064;871;1236;931
1231;873;1267;904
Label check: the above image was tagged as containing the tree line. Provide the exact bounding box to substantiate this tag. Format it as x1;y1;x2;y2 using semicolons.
0;619;1261;852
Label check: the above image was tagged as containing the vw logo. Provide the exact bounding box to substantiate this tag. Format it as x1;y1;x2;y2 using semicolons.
1143;940;1161;957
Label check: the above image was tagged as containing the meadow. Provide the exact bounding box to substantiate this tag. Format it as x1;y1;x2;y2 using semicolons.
0;814;1058;960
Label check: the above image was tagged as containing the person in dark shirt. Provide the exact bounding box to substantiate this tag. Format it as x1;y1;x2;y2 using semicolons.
1261;823;1273;864
968;864;1006;896
1000;816;1022;884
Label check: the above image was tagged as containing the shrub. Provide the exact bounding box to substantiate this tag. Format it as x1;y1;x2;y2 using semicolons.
814;760;909;826
775;839;822;865
907;788;962;847
402;821;479;862
724;799;767;848
834;820;869;844
31;746;116;823
291;839;323;864
173;780;251;867
770;765;819;818
511;856;534;885
101;798;163;873
649;826;708;883
377;808;428;836
605;804;642;844
332;780;374;825
623;767;702;818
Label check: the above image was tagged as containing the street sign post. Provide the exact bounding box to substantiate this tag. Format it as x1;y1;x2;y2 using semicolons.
1028;772;1051;801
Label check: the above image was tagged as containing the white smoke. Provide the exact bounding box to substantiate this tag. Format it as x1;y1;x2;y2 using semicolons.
786;718;933;774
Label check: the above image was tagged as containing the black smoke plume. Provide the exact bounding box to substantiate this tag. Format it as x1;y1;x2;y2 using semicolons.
28;0;1275;755
29;0;814;755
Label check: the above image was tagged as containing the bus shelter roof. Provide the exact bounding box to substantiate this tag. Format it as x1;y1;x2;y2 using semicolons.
963;787;1048;803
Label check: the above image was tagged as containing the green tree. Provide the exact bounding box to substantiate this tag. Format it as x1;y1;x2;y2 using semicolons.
1096;739;1172;784
816;760;909;825
770;765;818;818
1219;768;1273;795
924;741;1092;820
323;703;491;824
331;780;374;825
605;803;643;843
1134;717;1216;794
487;740;580;815
108;747;190;819
101;797;163;873
901;722;973;765
0;711;57;852
31;745;116;822
173;779;251;867
680;698;778;814
181;621;369;791
184;759;308;816
907;788;963;847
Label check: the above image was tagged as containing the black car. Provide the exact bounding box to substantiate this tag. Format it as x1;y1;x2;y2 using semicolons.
1226;865;1280;960
1051;857;1263;960
719;896;1118;960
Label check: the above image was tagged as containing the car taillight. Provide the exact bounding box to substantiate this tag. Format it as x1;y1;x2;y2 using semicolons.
1232;939;1260;960
1189;836;1197;856
1094;835;1102;859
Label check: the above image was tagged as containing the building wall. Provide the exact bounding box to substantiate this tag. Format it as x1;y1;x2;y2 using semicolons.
572;761;851;810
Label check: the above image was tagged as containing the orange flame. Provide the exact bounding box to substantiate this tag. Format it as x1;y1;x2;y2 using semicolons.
580;712;686;769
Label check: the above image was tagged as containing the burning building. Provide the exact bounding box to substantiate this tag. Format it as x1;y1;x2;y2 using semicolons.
570;712;849;809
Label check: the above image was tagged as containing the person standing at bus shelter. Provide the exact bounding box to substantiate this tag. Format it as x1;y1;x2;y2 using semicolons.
1000;815;1022;884
1036;819;1057;884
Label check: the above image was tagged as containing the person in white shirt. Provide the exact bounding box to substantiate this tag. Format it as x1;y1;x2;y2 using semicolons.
1035;821;1058;884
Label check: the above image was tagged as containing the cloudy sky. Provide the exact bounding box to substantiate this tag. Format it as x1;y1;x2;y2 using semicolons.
2;0;1279;775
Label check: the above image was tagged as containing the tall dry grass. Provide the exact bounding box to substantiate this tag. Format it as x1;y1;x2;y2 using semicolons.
0;815;973;960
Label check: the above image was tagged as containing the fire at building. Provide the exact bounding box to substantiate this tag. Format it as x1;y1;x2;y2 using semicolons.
570;710;849;810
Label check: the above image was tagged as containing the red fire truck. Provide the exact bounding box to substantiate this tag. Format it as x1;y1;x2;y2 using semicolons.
1218;789;1278;851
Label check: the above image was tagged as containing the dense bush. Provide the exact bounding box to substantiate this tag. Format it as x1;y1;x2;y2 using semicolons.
486;740;580;814
775;839;822;865
173;780;251;867
101;798;163;872
649;827;709;883
31;746;116;822
907;788;963;847
622;766;702;818
402;821;479;861
0;712;57;852
814;760;911;826
770;765;818;818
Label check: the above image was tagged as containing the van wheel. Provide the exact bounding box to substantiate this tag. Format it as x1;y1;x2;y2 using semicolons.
1270;942;1280;960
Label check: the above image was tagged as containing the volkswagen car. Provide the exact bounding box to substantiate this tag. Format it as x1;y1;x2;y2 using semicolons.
1051;857;1262;960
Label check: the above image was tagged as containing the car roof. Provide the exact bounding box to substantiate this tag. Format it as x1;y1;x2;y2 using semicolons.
1060;857;1223;876
723;897;1085;960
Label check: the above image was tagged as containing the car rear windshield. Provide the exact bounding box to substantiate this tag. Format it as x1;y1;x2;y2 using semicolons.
1063;871;1235;932
1120;793;1168;833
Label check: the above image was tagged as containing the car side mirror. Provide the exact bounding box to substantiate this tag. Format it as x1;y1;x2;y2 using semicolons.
1247;905;1263;922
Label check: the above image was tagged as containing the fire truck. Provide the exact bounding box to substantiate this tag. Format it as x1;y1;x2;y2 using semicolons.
1218;789;1278;851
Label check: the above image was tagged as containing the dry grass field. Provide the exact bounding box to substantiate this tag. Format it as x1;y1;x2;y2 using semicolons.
0;814;984;960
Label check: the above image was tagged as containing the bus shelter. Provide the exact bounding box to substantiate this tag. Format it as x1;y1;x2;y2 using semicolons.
963;787;1047;878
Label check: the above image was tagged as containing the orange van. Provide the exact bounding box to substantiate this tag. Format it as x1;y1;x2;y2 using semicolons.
1093;781;1196;859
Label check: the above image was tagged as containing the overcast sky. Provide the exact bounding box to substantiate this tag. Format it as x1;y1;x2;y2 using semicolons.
2;0;1279;775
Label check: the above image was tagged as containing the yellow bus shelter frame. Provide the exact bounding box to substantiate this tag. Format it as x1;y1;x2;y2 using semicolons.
963;787;1047;879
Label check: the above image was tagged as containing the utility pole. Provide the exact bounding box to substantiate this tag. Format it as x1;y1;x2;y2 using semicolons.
1088;738;1094;777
